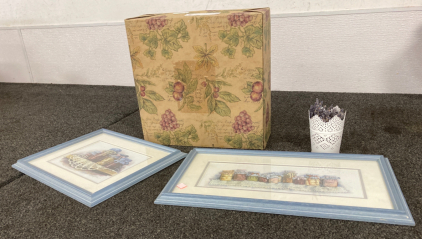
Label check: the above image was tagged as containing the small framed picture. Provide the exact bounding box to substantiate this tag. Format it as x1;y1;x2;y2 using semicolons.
13;129;186;207
155;149;414;226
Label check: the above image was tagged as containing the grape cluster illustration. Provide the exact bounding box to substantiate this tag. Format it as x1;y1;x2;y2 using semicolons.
160;109;180;131
250;81;263;102
232;110;254;134
172;82;184;101
213;86;219;98
227;13;252;27
201;81;207;87
139;86;146;97
309;98;345;122
146;17;168;30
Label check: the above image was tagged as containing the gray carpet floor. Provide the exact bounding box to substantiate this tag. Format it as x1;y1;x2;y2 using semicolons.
0;83;421;238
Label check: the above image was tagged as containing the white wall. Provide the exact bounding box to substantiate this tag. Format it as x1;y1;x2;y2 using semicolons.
0;0;421;26
0;1;421;94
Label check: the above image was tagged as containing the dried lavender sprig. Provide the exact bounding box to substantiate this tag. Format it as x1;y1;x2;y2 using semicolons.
309;98;345;121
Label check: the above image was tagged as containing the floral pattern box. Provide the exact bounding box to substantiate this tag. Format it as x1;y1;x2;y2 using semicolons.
124;8;271;149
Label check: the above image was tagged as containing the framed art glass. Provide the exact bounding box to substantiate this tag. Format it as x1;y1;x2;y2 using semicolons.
155;148;414;226
13;129;186;207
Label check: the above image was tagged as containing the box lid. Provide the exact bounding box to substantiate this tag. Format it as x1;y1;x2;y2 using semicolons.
125;8;269;22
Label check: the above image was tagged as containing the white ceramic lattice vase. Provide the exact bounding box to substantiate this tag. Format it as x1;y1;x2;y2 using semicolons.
309;111;346;153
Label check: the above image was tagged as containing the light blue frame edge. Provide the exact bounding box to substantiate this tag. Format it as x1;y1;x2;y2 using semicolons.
12;129;187;207
155;148;414;226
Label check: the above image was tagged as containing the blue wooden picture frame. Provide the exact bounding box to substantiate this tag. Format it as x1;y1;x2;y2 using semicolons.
155;148;414;226
12;129;186;207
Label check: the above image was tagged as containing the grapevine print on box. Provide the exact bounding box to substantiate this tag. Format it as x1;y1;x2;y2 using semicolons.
242;67;267;112
165;62;202;111
188;16;212;40
219;13;263;58
138;64;163;79
125;8;270;149
154;109;200;146
134;77;165;115
224;110;263;149
196;162;367;199
49;141;150;184
139;17;190;60
130;46;143;70
203;77;240;117
127;29;143;71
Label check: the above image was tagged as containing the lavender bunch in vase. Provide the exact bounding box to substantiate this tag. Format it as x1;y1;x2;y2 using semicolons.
309;98;346;153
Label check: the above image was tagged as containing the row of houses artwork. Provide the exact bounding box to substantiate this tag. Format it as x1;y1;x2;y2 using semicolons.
218;170;340;187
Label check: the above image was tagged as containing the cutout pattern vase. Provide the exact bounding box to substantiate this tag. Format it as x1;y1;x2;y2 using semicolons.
309;112;346;153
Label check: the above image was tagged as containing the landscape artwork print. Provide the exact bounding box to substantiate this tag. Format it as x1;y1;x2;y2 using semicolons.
49;141;151;184
196;162;367;199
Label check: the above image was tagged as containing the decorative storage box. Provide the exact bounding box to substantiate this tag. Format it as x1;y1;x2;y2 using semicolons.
124;8;271;149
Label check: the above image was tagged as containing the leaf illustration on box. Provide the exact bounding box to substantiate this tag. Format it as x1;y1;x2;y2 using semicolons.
193;43;219;72
219;13;262;59
140;17;190;60
130;46;143;71
127;29;143;71
224;132;263;149
224;134;243;149
155;109;199;146
224;110;263;149
135;78;164;115
202;77;240;117
252;67;264;81
215;64;243;79
200;120;219;141
241;67;266;112
138;64;163;79
189;16;212;40
165;62;201;111
128;28;134;44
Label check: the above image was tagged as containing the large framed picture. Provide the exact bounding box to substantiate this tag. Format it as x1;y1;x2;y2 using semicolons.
13;129;186;207
155;148;414;226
